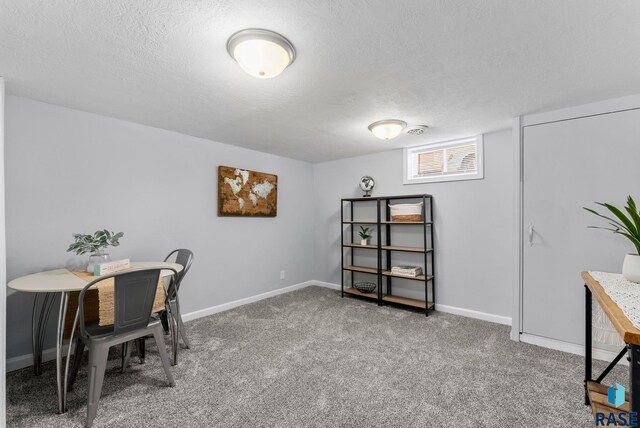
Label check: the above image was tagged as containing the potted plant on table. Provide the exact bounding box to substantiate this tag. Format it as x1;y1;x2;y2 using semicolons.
358;226;372;246
584;196;640;283
67;229;124;273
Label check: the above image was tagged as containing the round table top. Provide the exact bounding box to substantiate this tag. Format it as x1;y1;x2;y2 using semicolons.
7;261;184;293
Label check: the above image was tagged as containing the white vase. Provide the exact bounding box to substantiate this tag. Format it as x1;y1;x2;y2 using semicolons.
622;254;640;283
87;253;111;273
360;239;368;246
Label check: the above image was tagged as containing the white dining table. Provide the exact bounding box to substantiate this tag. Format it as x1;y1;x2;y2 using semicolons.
7;261;183;414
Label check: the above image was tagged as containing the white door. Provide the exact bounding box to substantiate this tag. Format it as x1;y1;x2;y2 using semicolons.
522;108;640;345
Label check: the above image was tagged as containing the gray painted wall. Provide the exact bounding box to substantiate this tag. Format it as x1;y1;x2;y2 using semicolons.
4;96;514;364
5;96;314;360
312;130;514;318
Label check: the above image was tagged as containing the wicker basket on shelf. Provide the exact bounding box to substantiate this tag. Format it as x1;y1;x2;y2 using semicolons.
354;282;376;293
389;202;423;222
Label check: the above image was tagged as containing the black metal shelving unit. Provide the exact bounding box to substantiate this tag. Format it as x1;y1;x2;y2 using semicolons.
340;194;435;316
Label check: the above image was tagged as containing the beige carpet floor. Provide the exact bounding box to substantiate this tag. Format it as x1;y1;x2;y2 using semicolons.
5;286;626;427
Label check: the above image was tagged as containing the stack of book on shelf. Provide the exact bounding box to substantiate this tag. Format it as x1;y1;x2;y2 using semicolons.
390;265;423;278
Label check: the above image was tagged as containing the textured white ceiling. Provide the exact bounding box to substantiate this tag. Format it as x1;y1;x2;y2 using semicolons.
2;1;640;162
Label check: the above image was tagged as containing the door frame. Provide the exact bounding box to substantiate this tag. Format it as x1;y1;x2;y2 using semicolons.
511;116;523;341
512;93;640;345
1;77;6;427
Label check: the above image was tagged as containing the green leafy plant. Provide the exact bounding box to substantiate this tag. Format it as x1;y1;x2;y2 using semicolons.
358;226;372;240
67;230;124;256
584;196;640;255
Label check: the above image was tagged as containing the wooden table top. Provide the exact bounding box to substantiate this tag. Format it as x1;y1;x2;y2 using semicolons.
583;271;640;346
8;261;183;293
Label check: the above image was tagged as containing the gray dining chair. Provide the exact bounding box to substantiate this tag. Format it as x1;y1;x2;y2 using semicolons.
162;249;194;364
66;268;177;428
128;249;193;366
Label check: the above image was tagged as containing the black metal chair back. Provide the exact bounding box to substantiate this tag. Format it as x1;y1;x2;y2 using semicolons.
78;268;177;337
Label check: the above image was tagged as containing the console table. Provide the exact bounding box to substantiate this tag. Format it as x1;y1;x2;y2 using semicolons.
583;271;640;426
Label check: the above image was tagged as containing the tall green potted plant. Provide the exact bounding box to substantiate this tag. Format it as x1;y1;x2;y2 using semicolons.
67;230;124;273
584;196;640;283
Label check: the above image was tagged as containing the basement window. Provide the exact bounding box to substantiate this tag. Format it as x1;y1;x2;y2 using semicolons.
403;136;484;184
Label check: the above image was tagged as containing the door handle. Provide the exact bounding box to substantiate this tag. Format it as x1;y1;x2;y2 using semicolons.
528;223;535;246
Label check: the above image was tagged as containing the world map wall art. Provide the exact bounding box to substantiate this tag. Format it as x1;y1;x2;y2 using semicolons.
218;166;278;217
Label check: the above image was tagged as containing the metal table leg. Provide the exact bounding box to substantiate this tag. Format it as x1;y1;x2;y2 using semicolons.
55;291;69;413
585;284;592;405
63;308;80;410
32;292;55;376
631;344;640;427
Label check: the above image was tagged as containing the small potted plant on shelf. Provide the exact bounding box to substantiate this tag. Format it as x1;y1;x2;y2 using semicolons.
358;226;372;246
584;196;640;283
67;229;124;273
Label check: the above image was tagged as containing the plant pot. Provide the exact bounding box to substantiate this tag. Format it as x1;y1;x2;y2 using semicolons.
360;239;368;246
87;253;111;273
623;254;640;283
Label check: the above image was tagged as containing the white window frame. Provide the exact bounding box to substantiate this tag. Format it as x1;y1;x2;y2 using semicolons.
402;135;484;184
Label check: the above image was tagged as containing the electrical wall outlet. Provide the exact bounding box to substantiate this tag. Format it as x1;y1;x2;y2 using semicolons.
280;270;285;280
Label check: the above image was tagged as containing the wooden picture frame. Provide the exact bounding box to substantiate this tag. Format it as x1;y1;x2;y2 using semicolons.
217;165;278;217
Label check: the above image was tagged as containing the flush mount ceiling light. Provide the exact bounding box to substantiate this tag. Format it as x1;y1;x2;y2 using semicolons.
226;28;296;79
368;119;407;140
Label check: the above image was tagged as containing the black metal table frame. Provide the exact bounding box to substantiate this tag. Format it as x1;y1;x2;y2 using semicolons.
585;284;640;425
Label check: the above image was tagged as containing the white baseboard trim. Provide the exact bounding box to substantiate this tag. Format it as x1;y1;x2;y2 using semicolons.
435;303;512;326
9;282;623;372
5;280;511;372
6;344;70;373
7;281;324;373
520;333;628;365
310;281;512;326
181;280;324;322
308;280;340;290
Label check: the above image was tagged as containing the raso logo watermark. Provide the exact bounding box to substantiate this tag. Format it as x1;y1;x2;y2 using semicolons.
595;383;638;426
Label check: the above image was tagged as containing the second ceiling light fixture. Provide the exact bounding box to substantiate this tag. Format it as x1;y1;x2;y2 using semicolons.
368;120;407;140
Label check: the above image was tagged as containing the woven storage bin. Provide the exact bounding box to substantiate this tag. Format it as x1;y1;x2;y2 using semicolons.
354;282;377;293
389;202;423;222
